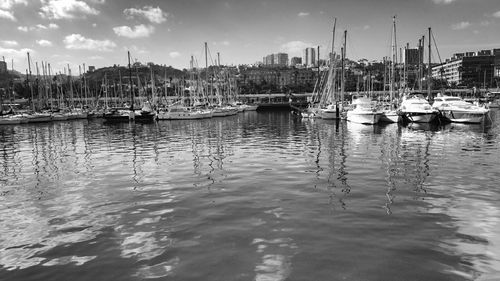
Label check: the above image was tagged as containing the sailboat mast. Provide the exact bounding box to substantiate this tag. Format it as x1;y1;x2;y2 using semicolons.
427;27;432;100
128;51;133;110
27;52;34;111
341;30;346;105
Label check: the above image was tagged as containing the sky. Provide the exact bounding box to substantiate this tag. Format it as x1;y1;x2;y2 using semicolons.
1;0;500;74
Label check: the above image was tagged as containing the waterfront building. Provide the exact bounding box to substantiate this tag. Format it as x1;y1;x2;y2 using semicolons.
432;49;498;88
303;47;316;67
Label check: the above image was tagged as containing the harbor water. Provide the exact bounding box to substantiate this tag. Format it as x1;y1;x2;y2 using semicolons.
1;110;500;281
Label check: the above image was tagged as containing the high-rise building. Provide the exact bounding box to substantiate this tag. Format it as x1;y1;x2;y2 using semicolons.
303;47;316;67
274;53;288;67
404;48;422;66
0;61;7;74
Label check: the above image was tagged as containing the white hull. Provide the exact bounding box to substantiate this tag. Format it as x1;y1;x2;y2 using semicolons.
157;110;212;120
440;110;487;123
347;111;381;124
244;105;258;111
380;110;400;123
402;112;436;123
0;116;22;125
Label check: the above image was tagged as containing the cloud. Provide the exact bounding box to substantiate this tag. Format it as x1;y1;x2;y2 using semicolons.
0;9;16;21
113;24;155;38
1;40;18;47
36;39;53;47
15;23;60;32
63;34;116;51
169;51;180;58
432;0;456;4
363;25;370;30
493;11;500;18
39;0;99;20
298;12;310;17
123;45;148;54
0;0;27;10
124;6;167;24
0;46;34;61
451;21;471;30
280;40;313;54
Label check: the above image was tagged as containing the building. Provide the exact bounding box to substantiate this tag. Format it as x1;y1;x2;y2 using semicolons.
432;49;497;87
263;53;288;67
303;47;316;67
494;49;500;78
290;57;302;66
0;61;7;74
404;48;422;66
274;53;288;67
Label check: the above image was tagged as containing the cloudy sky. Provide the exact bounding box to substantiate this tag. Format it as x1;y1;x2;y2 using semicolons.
1;0;499;73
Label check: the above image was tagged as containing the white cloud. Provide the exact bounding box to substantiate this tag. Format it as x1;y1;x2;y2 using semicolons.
432;0;456;4
298;12;310;17
39;0;99;20
89;55;103;60
1;40;18;47
169;51;180;58
0;46;33;61
280;40;313;55
451;21;471;30
493;11;500;18
15;23;60;32
0;9;16;21
363;25;370;30
124;6;167;24
63;34;116;51
0;0;27;10
36;39;53;47
113;24;155;38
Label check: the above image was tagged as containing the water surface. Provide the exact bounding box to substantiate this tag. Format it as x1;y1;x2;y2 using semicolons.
1;110;499;280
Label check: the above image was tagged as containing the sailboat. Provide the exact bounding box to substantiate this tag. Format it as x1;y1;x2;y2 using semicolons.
380;16;401;123
399;28;438;123
104;51;136;122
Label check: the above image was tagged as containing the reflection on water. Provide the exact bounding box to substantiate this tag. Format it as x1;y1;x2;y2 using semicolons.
1;110;500;280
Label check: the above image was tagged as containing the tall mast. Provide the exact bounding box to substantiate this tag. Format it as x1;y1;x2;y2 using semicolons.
390;15;396;102
341;30;347;104
427;27;431;99
205;42;209;103
331;18;336;59
128;51;133;110
27;52;34;111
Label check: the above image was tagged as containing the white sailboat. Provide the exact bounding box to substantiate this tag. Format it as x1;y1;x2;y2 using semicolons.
380;16;400;123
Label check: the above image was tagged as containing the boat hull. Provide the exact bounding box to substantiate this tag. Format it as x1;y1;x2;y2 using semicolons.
380;111;400;123
347;112;381;124
439;110;487;123
402;112;437;123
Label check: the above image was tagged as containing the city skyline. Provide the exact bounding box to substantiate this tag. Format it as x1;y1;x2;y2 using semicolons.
1;0;500;73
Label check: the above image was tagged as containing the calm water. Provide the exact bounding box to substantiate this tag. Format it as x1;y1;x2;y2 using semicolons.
1;110;500;281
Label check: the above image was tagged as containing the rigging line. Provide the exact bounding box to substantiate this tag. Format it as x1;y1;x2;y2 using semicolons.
431;30;443;64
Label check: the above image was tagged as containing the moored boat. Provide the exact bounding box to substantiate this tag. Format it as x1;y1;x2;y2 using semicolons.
432;95;489;123
399;94;437;123
346;97;382;124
